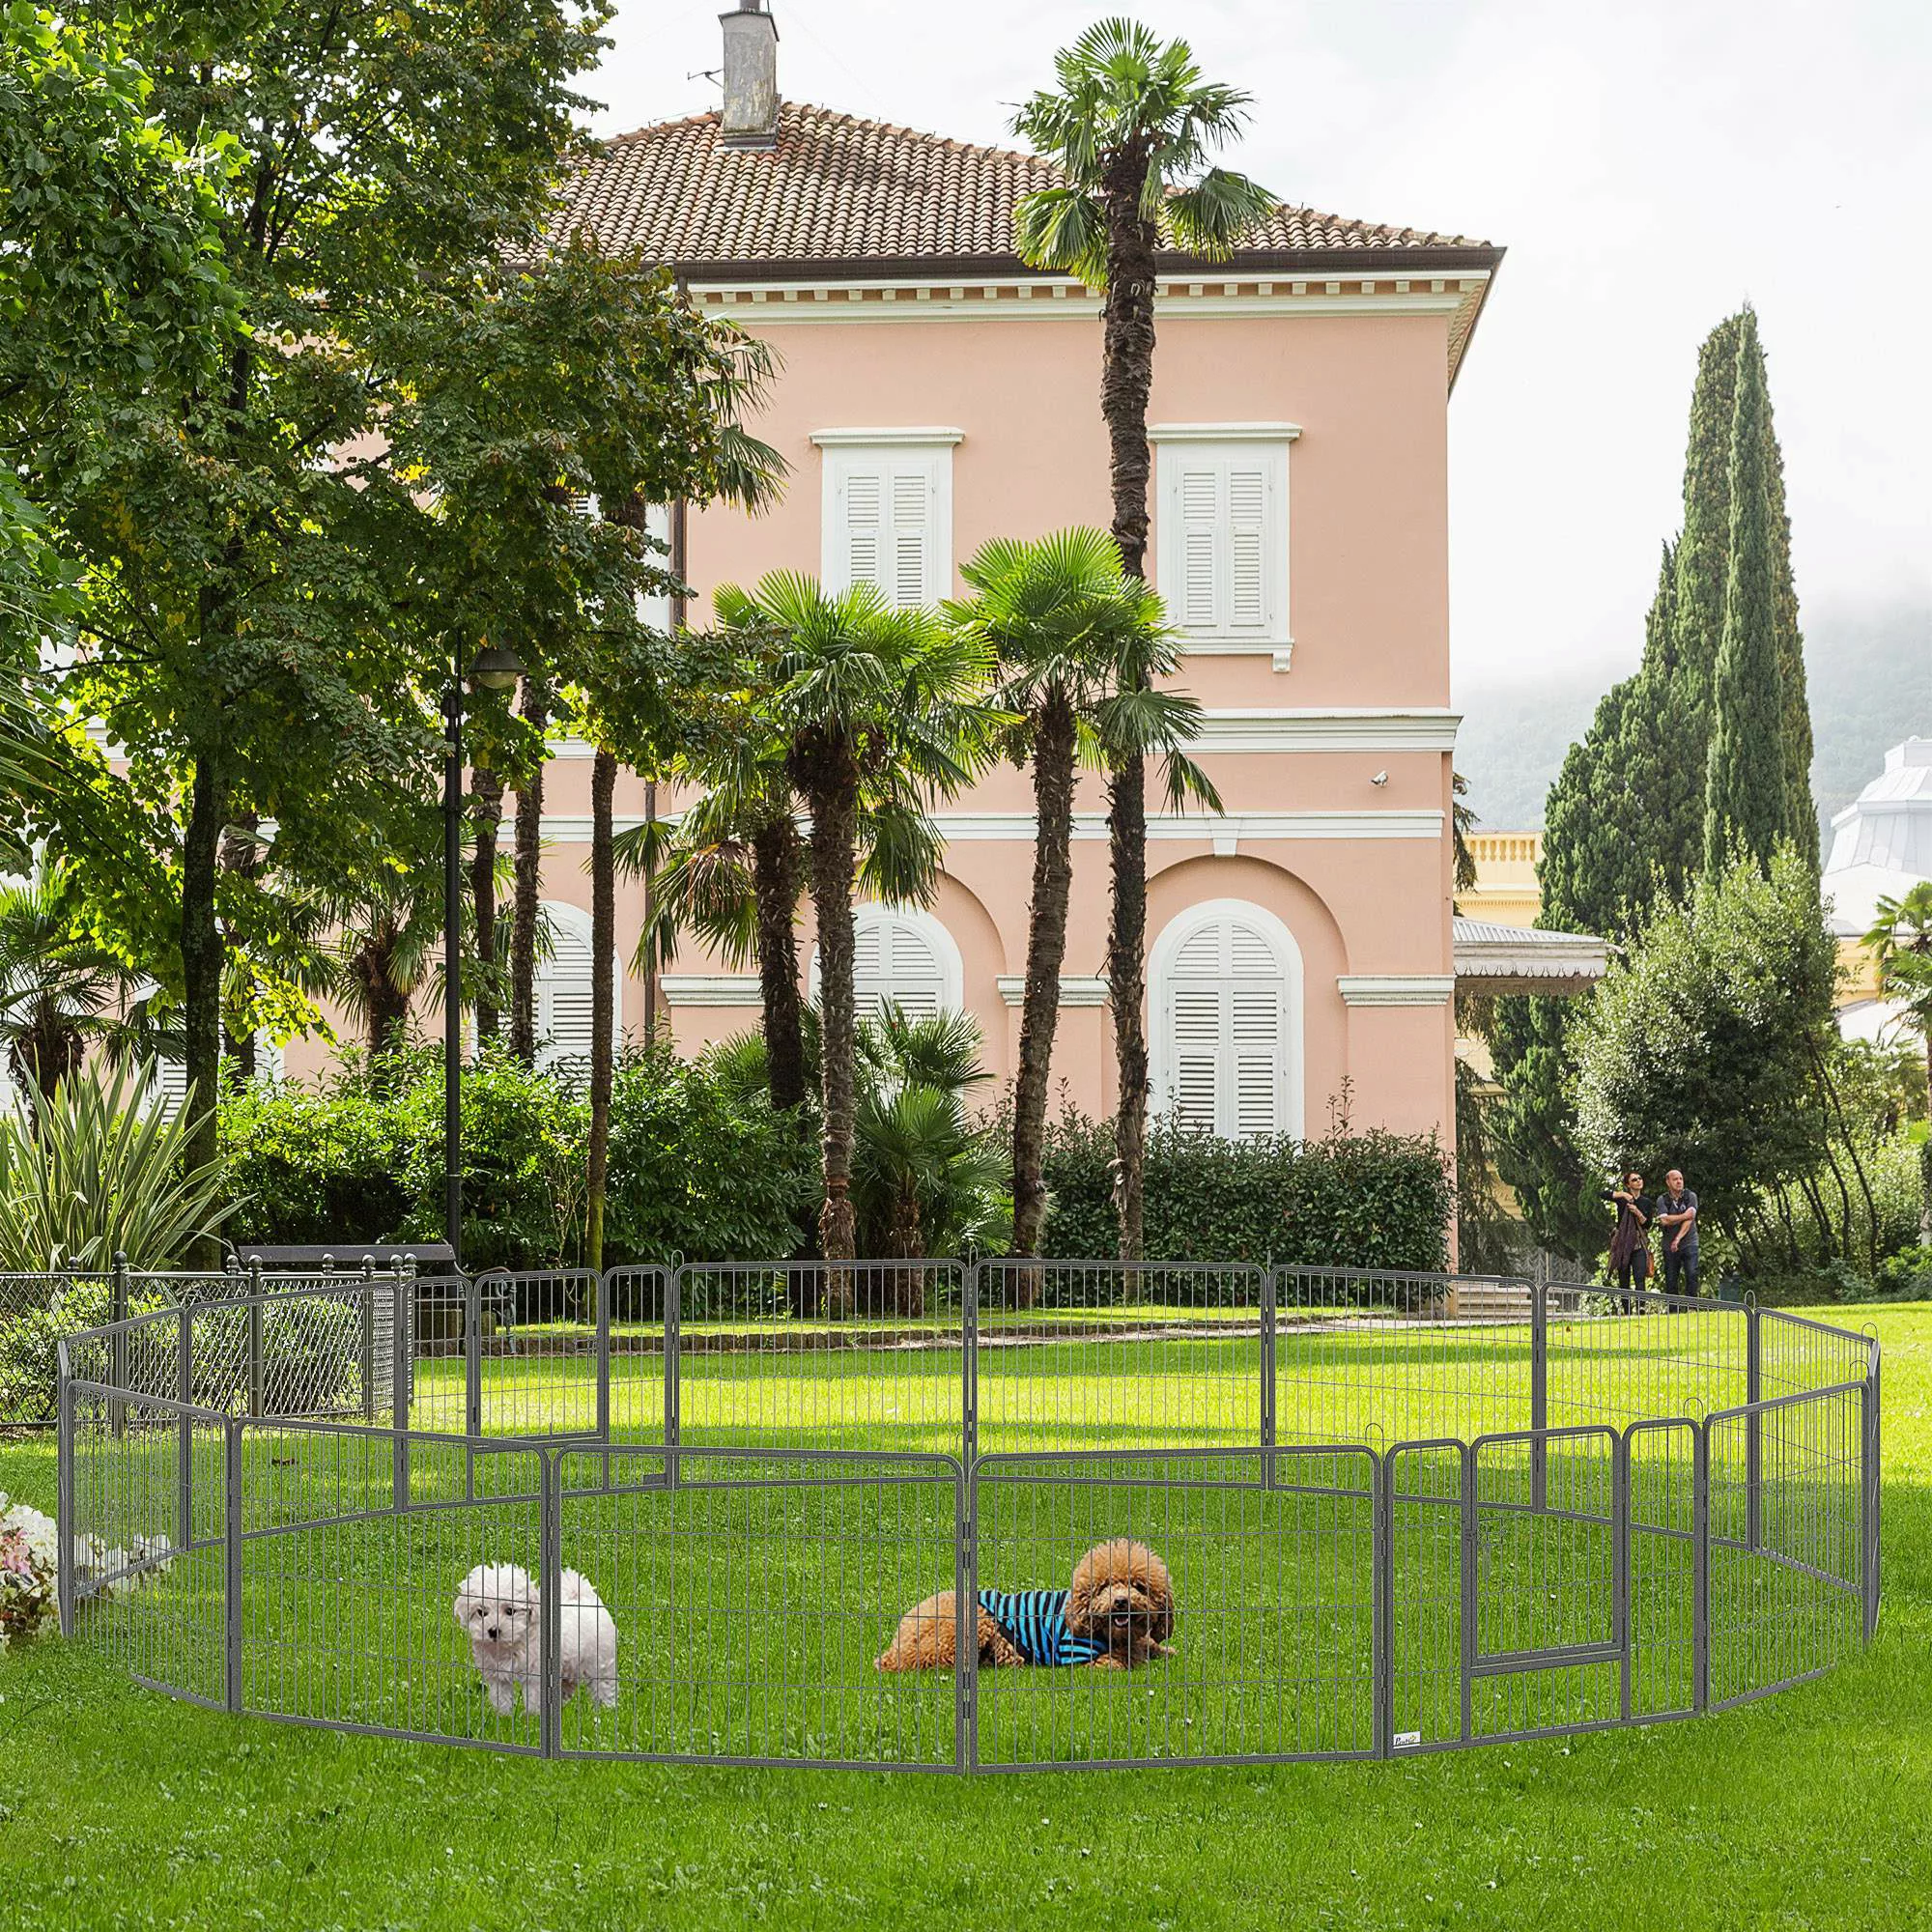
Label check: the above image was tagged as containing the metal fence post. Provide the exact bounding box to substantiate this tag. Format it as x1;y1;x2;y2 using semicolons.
56;1377;75;1637
1261;1269;1277;1487
1458;1442;1476;1747
359;1261;377;1423
1373;1448;1393;1758
224;1419;243;1714
956;1459;978;1773
465;1273;482;1438
246;1259;265;1419
541;1449;562;1759
391;1276;411;1512
1614;1427;1633;1722
1530;1283;1548;1513
108;1250;128;1439
594;1267;611;1444
961;1262;979;1471
665;1266;681;1483
1745;1300;1762;1552
1692;1420;1710;1715
1864;1346;1882;1642
177;1303;194;1553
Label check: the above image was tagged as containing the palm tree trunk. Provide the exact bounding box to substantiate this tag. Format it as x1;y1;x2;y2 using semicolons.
470;762;504;1044
1012;686;1077;1256
1101;172;1160;1265
809;773;861;1274
753;815;809;1114
509;678;549;1065
585;748;617;1272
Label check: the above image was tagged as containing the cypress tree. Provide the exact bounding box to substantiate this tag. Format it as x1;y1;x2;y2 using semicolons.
1703;310;1789;872
1760;355;1818;858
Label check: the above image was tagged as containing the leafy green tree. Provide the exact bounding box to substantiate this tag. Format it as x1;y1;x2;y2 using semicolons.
14;3;608;1249
1704;312;1791;871
1012;19;1272;1262
711;575;1000;1265
1863;882;1932;1121
1573;846;1836;1241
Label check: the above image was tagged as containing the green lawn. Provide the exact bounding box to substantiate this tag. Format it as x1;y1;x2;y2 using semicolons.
3;1304;1924;1930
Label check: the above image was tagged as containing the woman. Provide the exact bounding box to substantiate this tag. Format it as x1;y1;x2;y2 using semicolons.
1604;1170;1654;1311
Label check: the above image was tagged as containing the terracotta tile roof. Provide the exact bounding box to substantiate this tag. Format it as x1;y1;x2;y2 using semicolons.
556;102;1493;271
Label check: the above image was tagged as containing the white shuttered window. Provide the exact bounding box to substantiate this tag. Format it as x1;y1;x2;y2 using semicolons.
816;436;957;608
1153;901;1300;1141
810;903;964;1018
537;901;616;1078
1154;436;1290;646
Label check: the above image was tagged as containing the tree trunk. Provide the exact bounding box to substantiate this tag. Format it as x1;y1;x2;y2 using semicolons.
753;815;808;1114
180;748;226;1266
219;813;263;1087
585;748;617;1272
640;778;660;1039
1011;686;1077;1257
509;678;549;1065
1100;163;1160;1265
809;771;860;1274
470;762;504;1044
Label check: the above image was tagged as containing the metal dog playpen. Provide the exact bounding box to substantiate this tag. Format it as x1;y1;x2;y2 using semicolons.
53;1258;1879;1770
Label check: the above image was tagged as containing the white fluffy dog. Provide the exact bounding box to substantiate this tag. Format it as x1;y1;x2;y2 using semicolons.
452;1562;619;1717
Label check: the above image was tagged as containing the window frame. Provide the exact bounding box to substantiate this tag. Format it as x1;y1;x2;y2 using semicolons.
1151;424;1298;655
812;428;963;609
809;900;964;1018
1149;896;1304;1142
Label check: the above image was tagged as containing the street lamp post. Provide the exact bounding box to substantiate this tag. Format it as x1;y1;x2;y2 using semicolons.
443;639;526;1267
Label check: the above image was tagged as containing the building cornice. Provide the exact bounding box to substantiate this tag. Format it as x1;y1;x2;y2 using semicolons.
810;426;965;446
1150;422;1302;443
539;807;1444;844
660;973;762;1008
1337;975;1458;1008
994;975;1110;1009
1190;708;1460;753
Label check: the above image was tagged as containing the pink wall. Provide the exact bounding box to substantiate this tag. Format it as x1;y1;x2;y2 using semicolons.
288;298;1463;1153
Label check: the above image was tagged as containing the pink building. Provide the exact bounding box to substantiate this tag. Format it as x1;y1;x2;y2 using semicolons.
485;10;1509;1151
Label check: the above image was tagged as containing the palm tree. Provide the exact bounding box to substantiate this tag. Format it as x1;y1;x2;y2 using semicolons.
1012;19;1273;1261
713;574;1001;1265
1864;882;1932;1119
0;867;156;1112
951;527;1203;1254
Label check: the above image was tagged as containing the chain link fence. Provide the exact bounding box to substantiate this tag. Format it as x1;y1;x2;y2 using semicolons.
55;1262;1879;1770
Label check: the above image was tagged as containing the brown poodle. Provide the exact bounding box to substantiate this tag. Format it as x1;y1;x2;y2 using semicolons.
875;1539;1175;1672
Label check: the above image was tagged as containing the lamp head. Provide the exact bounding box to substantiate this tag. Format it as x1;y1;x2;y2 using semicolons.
469;641;526;693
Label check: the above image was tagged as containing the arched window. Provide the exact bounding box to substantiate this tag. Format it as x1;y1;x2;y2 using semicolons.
1151;898;1302;1142
536;901;611;1075
810;903;963;1018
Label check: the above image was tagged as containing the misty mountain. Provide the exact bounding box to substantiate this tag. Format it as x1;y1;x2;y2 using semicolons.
1454;601;1932;838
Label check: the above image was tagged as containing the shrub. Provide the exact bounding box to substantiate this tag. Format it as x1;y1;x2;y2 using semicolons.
0;1064;233;1269
222;1043;814;1268
0;1284;166;1423
1036;1104;1453;1272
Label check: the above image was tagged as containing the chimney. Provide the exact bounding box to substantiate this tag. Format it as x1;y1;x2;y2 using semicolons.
719;0;780;150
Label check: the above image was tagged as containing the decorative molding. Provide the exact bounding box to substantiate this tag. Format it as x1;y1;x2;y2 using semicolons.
994;975;1110;1009
1337;975;1458;1008
934;810;1444;842
1192;707;1461;753
809;426;965;447
660;974;762;1009
698;279;1473;327
1150;422;1302;443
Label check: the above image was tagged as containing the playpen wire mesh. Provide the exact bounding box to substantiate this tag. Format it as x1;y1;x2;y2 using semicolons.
52;1261;1878;1770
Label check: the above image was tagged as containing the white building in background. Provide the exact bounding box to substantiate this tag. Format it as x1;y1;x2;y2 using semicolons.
1824;736;1932;1044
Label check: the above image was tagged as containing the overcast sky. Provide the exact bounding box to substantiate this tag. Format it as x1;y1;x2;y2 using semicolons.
586;0;1932;694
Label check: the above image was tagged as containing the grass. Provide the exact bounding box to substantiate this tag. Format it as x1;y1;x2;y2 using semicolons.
1;1303;1926;1929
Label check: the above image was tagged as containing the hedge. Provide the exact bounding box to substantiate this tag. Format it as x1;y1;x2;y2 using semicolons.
1037;1107;1453;1272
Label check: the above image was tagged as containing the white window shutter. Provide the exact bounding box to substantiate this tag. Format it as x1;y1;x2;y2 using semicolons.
1161;912;1290;1141
1156;438;1290;644
814;905;957;1016
641;501;673;633
536;906;600;1077
890;468;930;608
1227;464;1268;631
845;470;885;592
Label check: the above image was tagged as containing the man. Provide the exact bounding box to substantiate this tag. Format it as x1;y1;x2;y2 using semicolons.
1654;1169;1699;1300
1603;1171;1653;1310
